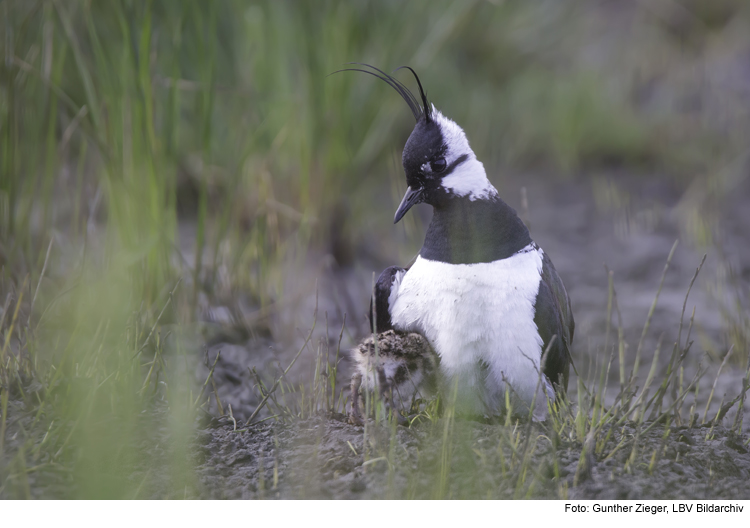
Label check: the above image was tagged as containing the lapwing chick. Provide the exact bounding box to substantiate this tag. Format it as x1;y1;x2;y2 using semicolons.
341;64;574;420
349;330;438;425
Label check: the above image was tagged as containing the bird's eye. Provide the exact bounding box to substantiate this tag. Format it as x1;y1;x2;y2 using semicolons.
431;158;447;173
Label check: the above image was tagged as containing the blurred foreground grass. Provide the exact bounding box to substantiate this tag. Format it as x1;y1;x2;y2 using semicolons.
1;0;749;498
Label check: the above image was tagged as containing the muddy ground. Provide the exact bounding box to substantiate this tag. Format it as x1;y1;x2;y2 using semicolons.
2;169;749;499
201;167;750;422
182;168;750;499
189;415;750;500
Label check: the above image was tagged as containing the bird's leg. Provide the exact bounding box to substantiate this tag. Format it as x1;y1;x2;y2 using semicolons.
388;383;412;425
349;372;363;425
380;383;393;417
377;370;410;425
377;366;395;419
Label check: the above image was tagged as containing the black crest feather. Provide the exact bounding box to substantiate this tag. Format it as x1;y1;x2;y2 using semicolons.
393;66;432;122
330;63;431;122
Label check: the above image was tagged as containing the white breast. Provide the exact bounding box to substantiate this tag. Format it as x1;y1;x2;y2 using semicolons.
389;244;550;415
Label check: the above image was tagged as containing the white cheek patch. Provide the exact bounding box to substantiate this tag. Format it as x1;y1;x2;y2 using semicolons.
440;158;497;201
431;106;498;201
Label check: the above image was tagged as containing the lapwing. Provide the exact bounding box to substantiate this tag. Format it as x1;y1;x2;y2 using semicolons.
341;64;574;420
349;330;438;424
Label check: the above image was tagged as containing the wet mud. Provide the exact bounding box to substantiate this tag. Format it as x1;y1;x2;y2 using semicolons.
3;171;748;499
191;414;750;499
186;169;750;499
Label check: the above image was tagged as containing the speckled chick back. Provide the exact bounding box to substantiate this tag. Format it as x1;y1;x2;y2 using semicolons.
351;330;439;404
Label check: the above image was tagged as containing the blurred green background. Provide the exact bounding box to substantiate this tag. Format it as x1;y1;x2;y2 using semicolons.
1;0;749;498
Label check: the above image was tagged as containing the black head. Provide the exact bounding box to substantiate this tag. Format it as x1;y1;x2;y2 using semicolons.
335;64;488;222
395;114;475;222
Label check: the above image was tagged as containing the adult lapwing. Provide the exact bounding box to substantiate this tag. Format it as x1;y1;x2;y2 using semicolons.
342;64;574;419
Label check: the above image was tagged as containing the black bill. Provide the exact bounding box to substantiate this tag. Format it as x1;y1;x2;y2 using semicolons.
394;186;424;224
